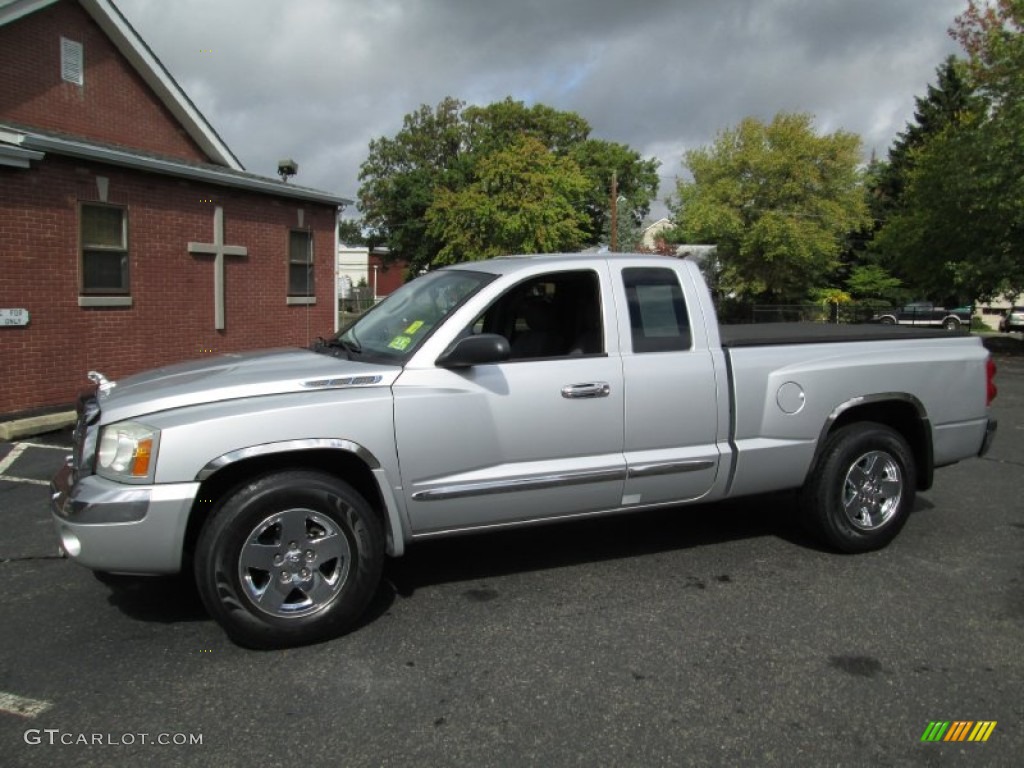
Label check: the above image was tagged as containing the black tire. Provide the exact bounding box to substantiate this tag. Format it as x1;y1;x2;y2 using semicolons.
942;317;961;331
878;316;896;326
194;470;384;649
799;422;916;553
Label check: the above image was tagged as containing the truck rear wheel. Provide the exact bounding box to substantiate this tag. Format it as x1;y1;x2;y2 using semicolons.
799;422;915;553
194;470;384;649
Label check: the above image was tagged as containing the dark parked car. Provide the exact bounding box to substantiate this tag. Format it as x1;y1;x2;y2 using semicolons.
874;302;972;331
1000;307;1024;333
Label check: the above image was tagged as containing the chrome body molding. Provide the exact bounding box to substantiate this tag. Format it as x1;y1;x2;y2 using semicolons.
196;438;381;481
411;467;627;502
409;492;718;541
812;392;932;486
301;375;382;389
817;392;928;452
626;460;715;478
827;391;927;423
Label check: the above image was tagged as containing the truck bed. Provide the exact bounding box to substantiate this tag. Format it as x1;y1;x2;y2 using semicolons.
719;322;958;347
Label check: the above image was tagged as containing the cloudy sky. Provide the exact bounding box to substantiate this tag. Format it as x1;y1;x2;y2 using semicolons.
117;0;968;218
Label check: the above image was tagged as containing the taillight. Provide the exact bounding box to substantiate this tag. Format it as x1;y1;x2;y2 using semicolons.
986;357;997;405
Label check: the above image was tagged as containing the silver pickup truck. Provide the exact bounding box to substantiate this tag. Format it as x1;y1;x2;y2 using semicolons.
51;254;998;648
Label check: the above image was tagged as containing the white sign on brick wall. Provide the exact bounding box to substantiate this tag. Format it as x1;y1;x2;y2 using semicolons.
0;309;30;326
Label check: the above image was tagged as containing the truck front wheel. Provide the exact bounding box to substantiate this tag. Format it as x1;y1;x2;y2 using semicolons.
800;423;916;553
194;471;384;649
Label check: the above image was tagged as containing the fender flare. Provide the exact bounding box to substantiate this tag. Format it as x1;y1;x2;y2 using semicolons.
810;393;934;490
195;438;408;556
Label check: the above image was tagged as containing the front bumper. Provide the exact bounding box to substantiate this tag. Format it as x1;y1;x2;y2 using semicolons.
50;458;199;574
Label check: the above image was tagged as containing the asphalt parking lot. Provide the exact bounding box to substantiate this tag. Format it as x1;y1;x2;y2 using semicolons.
1;353;1022;767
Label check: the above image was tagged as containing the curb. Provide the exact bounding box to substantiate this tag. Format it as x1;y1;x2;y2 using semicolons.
0;412;76;442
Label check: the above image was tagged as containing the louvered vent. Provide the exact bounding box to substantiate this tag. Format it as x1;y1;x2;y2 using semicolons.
61;37;83;85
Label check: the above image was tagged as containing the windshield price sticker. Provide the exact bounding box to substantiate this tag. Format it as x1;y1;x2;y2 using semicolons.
0;308;30;326
388;335;412;351
404;320;424;335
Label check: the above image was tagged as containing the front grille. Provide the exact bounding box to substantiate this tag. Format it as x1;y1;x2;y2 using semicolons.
73;388;101;478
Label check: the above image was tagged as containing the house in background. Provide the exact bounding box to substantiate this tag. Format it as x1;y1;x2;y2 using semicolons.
337;243;405;308
640;218;674;250
0;0;349;416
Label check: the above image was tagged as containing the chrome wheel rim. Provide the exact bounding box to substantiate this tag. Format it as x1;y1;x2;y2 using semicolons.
842;451;903;531
238;508;351;618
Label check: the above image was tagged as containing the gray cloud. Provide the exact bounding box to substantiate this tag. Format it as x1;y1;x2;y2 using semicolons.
117;0;967;213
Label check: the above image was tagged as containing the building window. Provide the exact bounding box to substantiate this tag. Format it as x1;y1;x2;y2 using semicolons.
80;203;129;294
288;230;314;296
61;37;83;85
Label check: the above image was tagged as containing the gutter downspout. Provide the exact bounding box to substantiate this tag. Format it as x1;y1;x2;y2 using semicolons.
334;206;342;333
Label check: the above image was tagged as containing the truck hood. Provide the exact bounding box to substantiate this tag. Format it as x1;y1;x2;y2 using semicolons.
91;348;399;424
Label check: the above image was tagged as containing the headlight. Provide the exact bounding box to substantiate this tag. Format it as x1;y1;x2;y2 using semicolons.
96;421;159;482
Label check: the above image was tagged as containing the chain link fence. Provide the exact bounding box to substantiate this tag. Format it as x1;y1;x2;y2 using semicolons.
717;300;883;325
338;286;378;328
747;303;883;325
718;301;976;331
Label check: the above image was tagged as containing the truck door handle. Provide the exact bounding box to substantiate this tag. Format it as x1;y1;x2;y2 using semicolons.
561;382;610;399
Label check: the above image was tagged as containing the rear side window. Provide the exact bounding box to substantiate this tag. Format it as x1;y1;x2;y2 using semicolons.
622;267;691;352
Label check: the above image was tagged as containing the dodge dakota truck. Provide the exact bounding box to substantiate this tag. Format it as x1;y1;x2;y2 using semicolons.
51;254;998;648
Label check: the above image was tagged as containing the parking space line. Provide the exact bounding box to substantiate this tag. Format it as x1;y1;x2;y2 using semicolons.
0;442;66;485
1;476;50;486
0;690;53;718
0;444;27;474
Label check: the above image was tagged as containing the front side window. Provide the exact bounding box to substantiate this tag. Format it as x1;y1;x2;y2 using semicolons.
288;230;314;296
622;267;691;352
469;270;604;360
80;203;128;294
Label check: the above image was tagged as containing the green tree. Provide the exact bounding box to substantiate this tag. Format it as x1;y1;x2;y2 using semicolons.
671;113;870;302
951;0;1024;299
845;264;903;301
868;57;981;301
357;97;658;271
425;136;591;263
461;98;590;157
568;139;660;244
357;97;468;272
870;112;991;302
823;58;970;290
877;56;978;208
462;100;658;243
873;2;1024;302
337;218;366;246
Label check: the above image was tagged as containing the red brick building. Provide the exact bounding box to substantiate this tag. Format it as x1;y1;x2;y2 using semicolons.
0;0;349;416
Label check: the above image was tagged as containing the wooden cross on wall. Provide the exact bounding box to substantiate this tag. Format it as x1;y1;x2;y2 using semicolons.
188;206;248;330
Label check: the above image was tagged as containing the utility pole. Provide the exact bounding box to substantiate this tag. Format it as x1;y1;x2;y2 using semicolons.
610;171;618;252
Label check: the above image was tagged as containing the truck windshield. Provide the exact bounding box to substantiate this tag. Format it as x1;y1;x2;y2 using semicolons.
332;269;494;363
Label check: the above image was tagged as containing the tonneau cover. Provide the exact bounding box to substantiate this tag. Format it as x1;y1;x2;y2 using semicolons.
719;322;960;348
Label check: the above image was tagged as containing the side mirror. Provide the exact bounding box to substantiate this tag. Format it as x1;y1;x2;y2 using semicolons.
436;334;510;368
